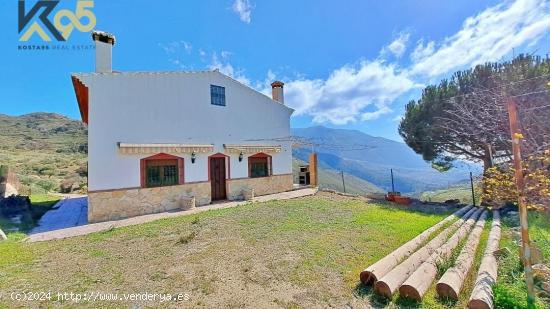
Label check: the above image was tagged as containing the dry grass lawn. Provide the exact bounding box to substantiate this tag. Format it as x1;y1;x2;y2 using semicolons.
1;193;448;308
4;192;544;308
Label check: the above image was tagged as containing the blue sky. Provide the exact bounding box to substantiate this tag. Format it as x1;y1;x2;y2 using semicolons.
1;0;549;141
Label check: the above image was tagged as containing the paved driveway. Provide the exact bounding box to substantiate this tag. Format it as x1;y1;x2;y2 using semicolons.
30;197;88;234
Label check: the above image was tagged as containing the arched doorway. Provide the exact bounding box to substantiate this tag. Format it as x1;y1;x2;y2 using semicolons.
209;153;230;201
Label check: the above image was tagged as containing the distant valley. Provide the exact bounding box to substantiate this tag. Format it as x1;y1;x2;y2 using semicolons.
292;126;480;194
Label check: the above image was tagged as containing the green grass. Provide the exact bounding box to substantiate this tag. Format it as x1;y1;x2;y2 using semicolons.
494;212;549;309
0;194;60;234
420;182;482;205
0;194;546;308
28;194;61;219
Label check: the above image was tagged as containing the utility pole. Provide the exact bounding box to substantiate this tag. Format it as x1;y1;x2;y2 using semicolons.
341;170;346;193
470;172;476;207
507;99;536;308
390;169;395;192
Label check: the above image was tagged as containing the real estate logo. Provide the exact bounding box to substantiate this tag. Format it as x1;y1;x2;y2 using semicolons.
18;0;96;42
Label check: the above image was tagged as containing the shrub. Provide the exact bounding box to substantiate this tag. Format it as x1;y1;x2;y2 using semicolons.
35;179;57;192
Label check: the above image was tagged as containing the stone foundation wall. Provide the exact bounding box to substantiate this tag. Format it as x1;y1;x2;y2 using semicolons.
88;174;293;222
226;174;293;201
88;182;211;223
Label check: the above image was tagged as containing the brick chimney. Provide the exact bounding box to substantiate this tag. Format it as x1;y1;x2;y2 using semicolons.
92;30;115;73
271;81;284;104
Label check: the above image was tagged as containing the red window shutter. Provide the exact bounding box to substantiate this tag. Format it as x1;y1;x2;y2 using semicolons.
140;159;146;187
178;158;184;184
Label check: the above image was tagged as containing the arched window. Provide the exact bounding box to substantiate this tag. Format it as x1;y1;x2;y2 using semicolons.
140;153;184;188
248;153;272;178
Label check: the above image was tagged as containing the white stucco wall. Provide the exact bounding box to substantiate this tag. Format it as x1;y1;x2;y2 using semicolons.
79;71;293;191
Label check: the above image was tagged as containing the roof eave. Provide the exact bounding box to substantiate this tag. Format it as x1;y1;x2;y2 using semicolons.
71;75;89;124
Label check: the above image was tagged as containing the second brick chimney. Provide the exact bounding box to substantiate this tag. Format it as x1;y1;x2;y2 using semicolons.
271;81;284;104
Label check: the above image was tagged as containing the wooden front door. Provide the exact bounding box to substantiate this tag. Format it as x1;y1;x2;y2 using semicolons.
210;157;226;201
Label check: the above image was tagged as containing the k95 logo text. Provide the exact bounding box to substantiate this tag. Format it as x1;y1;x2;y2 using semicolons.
18;0;96;42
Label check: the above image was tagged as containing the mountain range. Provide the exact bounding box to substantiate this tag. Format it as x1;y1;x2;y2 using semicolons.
292;126;479;194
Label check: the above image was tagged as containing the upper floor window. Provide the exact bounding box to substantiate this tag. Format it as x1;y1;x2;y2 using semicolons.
210;85;226;106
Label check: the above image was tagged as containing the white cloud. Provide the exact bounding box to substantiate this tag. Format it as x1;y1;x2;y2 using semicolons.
158;40;252;85
158;41;193;68
208;52;251;86
410;0;550;76
282;0;550;124
410;40;435;63
159;0;550;126
158;41;192;54
232;0;253;24
391;114;403;122
220;50;232;59
383;32;410;58
283;61;416;124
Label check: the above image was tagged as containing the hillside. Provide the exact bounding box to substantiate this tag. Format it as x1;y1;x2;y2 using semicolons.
293;159;383;195
418;181;482;205
0;113;87;194
292;126;478;193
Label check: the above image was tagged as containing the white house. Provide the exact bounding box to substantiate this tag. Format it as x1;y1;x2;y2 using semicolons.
72;31;294;223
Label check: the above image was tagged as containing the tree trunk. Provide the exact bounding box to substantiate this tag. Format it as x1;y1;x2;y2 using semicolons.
481;144;494;206
479;143;495;172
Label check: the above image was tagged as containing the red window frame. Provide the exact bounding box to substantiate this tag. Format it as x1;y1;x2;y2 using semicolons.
140;153;184;188
248;152;272;178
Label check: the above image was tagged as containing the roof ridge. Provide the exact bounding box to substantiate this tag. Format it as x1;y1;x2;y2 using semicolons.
72;69;216;76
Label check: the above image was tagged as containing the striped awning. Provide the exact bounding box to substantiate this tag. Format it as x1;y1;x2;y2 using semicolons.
118;143;214;155
223;144;282;154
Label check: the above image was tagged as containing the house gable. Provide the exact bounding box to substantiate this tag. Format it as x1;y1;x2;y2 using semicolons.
71;70;294;125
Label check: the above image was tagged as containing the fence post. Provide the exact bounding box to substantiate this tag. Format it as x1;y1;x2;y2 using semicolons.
390;169;395;192
341;171;346;193
309;153;318;187
470;172;476;207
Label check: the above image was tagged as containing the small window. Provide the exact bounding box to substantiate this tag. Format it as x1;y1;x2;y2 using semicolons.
248;153;272;178
210;85;226;106
145;159;178;187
